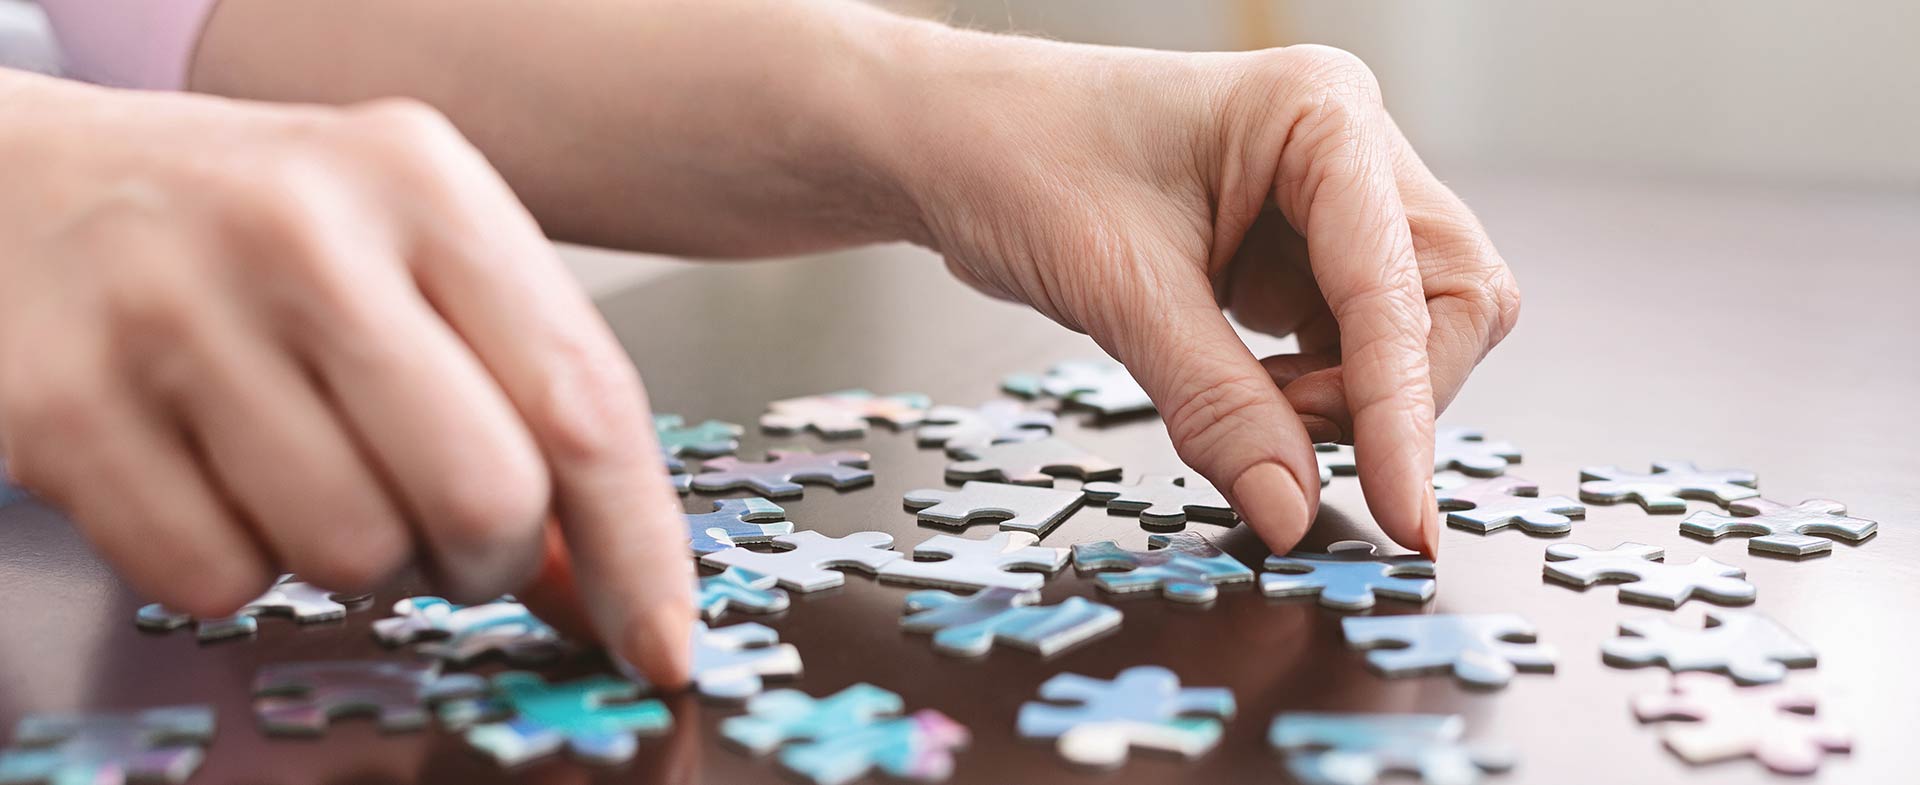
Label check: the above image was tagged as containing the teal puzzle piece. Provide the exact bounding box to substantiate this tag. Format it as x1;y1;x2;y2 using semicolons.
1071;531;1254;603
900;587;1120;657
654;414;744;458
696;568;791;621
439;672;671;767
722;684;967;785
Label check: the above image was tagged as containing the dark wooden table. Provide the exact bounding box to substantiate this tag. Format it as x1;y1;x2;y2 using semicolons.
2;173;1916;784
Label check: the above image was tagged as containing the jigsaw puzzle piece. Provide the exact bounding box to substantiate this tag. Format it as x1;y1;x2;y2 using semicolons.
1269;712;1514;785
1315;444;1357;487
0;707;214;785
697;568;791;621
1578;460;1759;513
135;574;367;641
877;531;1066;592
1260;541;1436;611
1603;610;1815;684
1433;427;1520;476
902;482;1083;537
1081;475;1236;528
721;684;905;754
761;389;930;438
1002;358;1154;415
666;455;692;494
945;438;1120;487
916;400;1055;454
620;621;804;701
685;497;791;555
1543;543;1754;608
900;587;1121;657
654;414;744;458
372;596;568;665
1071;531;1254;603
722;683;966;785
1433;473;1584;535
1016;666;1234;768
700;530;902;592
1342;614;1555;689
439;672;670;766
252;661;485;735
1632;673;1850;774
692;450;872;498
1681;498;1877;556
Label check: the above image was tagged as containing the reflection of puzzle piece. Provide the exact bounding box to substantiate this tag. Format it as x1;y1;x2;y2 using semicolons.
440;672;670;767
946;438;1121;487
685;497;791;555
1434;473;1584;535
1682;498;1877;556
696;568;790;621
692;450;873;498
701;530;901;592
900;588;1121;657
1072;531;1254;603
760;389;930;438
1082;475;1235;527
1269;712;1514;785
916;400;1055;454
1633;673;1851;775
723;684;967;785
1017;666;1234;768
0;706;214;785
903;482;1083;537
252;661;485;735
1261;541;1435;611
1579;460;1758;513
136;574;367;641
373;596;568;665
1434;428;1520;476
1603;610;1815;685
878;532;1066;592
654;414;744;458
1342;614;1555;689
1315;444;1356;487
1544;543;1754;608
1002;358;1154;415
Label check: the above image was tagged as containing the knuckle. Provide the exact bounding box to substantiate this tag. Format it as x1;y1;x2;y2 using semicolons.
1483;266;1523;344
1277;45;1382;104
424;463;550;550
291;526;412;595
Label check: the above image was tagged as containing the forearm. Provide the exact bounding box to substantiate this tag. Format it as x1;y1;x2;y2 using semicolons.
191;0;946;256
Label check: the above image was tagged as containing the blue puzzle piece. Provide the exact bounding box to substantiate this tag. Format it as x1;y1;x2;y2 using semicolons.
1270;712;1514;785
1071;531;1254;603
900;587;1120;657
654;414;744;458
372;596;567;665
0;706;214;785
1342;614;1555;689
686;497;790;555
722;684;967;785
1017;666;1234;767
439;672;670;767
1261;541;1436;611
696;568;791;621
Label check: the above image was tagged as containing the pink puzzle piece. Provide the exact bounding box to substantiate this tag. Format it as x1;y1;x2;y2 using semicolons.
1632;673;1851;775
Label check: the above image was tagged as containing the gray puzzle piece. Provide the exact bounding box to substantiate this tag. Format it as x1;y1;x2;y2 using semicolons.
135;575;367;641
916;400;1056;455
620;621;804;702
1342;614;1556;689
1003;358;1154;415
1579;460;1759;513
1072;531;1255;603
252;661;486;735
700;530;902;592
372;596;568;665
1016;666;1235;768
877;531;1066;592
1315;444;1356;487
696;568;791;621
1270;712;1514;785
1261;541;1436;611
1434;427;1520;476
692;450;873;498
946;438;1121;487
1081;475;1236;528
0;706;215;785
1434;473;1584;535
1603;609;1816;685
760;389;929;438
903;482;1083;537
686;497;791;555
1682;498;1878;556
900;587;1121;657
1544;543;1755;608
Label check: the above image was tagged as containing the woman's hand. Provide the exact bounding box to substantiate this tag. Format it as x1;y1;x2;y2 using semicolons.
0;75;691;682
895;36;1521;556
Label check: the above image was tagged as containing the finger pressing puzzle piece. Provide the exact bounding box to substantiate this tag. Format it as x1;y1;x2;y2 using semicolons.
1681;498;1877;556
1261;540;1436;611
692;450;873;498
900;587;1121;657
760;389;930;438
1578;460;1758;513
1633;673;1851;775
1602;609;1815;685
1016;666;1235;768
903;482;1083;537
1342;614;1556;689
1081;475;1236;528
1543;543;1754;608
1071;531;1254;603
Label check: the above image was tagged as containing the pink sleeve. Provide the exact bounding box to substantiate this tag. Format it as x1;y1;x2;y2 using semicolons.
37;0;223;90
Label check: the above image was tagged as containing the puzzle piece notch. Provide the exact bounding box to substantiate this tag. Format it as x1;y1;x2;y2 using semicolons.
1261;540;1436;611
439;671;671;766
946;437;1121;487
1269;712;1515;785
1603;610;1816;685
916;400;1056;454
692;450;873;498
135;574;367;641
252;661;486;735
877;531;1067;592
760;389;931;438
654;414;744;458
903;481;1084;537
1434;473;1585;535
685;497;791;555
1681;498;1878;556
372;596;568;665
1002;358;1154;415
1017;666;1235;768
700;530;902;592
1434;427;1521;476
1081;475;1236;528
1071;531;1255;603
1632;673;1851;775
1578;460;1759;513
1315;444;1357;487
697;567;791;621
0;707;214;785
1543;543;1754;608
723;684;966;785
1342;614;1556;689
900;587;1121;657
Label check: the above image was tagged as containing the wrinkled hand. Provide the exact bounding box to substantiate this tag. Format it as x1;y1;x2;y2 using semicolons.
0;82;690;682
904;41;1520;556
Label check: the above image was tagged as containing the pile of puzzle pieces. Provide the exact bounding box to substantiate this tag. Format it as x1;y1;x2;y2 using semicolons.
0;358;1878;784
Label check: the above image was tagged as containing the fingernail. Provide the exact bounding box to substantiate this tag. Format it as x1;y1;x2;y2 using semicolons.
1422;484;1441;559
1233;462;1311;550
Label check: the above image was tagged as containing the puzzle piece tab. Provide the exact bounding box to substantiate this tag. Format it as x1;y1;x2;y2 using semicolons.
692;450;872;498
1081;475;1236;527
1434;473;1584;535
1017;666;1234;768
136;574;367;641
372;596;568;665
1342;614;1555;689
1072;531;1254;603
878;531;1066;592
945;438;1121;487
1682;498;1878;556
1261;541;1436;611
1633;673;1851;775
1434;427;1521;476
701;530;901;592
761;389;930;438
900;587;1121;657
1002;358;1154;415
1579;460;1758;512
1603;610;1815;685
916;400;1055;454
439;672;670;766
722;684;967;785
654;414;743;458
685;497;791;555
0;707;214;785
1543;543;1754;608
697;568;791;621
252;661;485;735
1269;712;1514;785
903;482;1083;537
